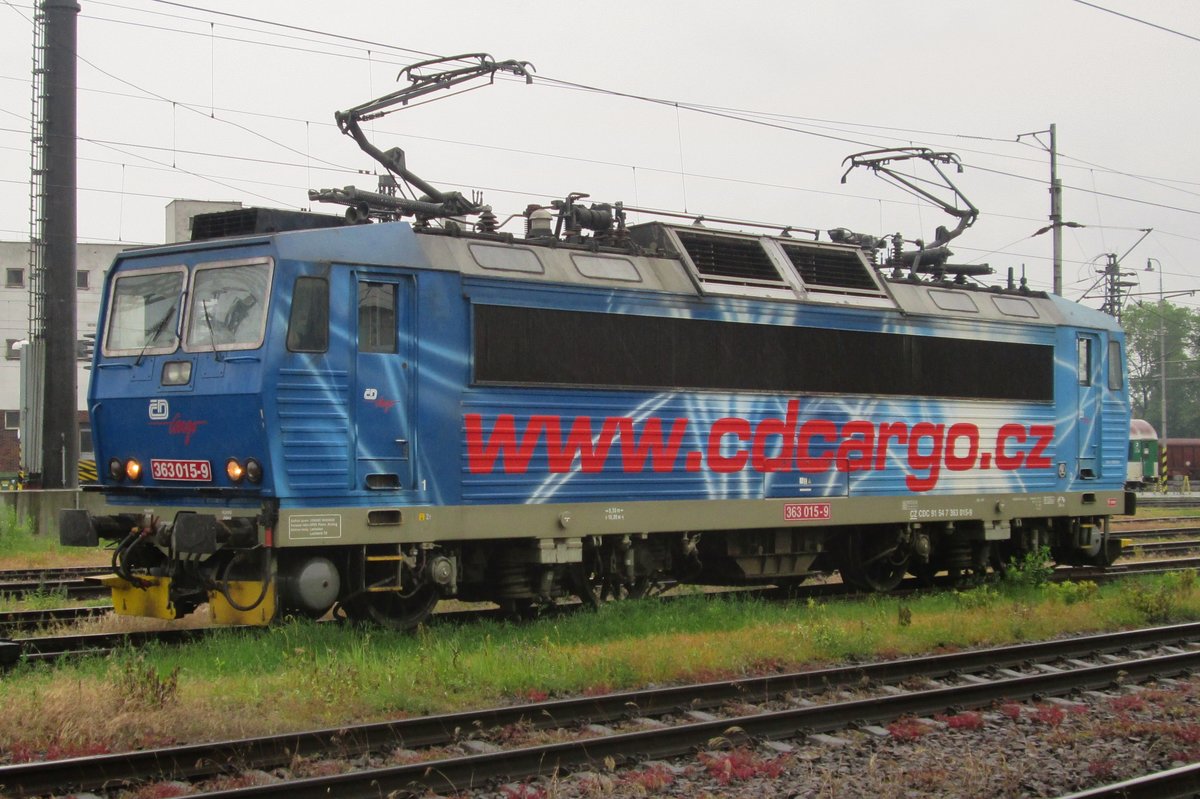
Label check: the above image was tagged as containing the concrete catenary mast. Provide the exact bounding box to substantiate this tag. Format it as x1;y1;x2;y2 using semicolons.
29;0;80;489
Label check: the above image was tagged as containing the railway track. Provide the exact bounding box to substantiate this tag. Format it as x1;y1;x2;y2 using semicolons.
0;565;113;601
2;622;1198;797
1119;528;1200;541
1132;495;1200;510
1123;539;1200;557
0;565;109;583
0;605;111;635
3;556;1199;670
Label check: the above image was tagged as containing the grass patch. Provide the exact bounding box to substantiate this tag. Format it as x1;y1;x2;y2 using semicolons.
0;506;109;571
2;571;1199;756
0;507;42;557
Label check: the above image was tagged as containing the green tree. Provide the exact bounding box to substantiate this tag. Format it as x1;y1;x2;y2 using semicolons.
1122;301;1200;438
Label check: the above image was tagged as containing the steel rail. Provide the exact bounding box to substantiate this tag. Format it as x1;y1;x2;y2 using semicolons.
4;622;1200;797
1057;762;1200;799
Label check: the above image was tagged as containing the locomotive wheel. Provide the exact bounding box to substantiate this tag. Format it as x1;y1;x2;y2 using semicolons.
838;530;910;592
341;585;439;630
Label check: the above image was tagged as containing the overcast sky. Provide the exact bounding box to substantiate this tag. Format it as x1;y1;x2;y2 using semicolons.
1;0;1198;311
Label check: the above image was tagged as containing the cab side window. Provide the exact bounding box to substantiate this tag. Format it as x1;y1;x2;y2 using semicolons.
287;277;329;352
358;281;396;354
1107;340;1123;391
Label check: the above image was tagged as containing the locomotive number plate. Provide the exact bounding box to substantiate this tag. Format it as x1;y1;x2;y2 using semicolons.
783;502;831;521
151;459;212;482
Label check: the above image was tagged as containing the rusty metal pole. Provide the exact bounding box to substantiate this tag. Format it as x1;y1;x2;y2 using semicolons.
39;0;80;489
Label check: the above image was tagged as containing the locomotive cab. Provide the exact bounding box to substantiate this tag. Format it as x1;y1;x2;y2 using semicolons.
62;241;286;623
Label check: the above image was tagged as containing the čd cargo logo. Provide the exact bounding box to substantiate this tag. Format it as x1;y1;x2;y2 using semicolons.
148;399;207;445
464;399;1054;492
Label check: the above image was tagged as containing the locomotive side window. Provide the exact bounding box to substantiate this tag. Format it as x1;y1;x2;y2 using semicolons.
358;281;396;353
103;267;185;355
1107;340;1123;390
185;260;271;352
287;277;329;353
1077;338;1093;386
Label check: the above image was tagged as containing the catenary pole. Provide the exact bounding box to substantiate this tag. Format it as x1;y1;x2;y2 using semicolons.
39;0;80;489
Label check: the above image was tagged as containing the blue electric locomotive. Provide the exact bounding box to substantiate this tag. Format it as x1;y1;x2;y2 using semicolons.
60;55;1133;628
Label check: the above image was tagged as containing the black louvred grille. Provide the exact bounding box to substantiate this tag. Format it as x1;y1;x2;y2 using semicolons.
780;243;879;292
675;230;784;285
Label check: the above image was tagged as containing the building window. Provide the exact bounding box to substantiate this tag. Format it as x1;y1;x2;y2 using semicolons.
77;270;89;290
5;339;19;360
3;411;17;431
76;336;95;360
5;268;23;288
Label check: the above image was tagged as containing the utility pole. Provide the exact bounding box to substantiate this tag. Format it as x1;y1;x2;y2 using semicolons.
1050;124;1063;296
1146;257;1170;490
1019;124;1075;295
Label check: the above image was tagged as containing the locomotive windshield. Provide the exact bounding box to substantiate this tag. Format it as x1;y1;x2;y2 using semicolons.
102;259;272;356
184;259;272;352
102;266;185;355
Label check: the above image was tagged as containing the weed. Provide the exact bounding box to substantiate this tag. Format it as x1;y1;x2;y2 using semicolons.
887;717;934;741
0;508;38;556
998;702;1023;719
953;585;1000;609
1045;580;1098;605
1125;583;1180;624
1171;569;1198;593
697;747;786;784
621;764;676;791
7;739;111;764
114;656;181;709
1031;704;1066;726
5;586;69;611
1004;546;1054;587
1007;602;1035;639
936;711;985;730
131;782;194;799
1110;695;1147;713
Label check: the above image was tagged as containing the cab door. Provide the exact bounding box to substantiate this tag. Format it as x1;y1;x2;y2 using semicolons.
353;273;415;491
1076;333;1102;478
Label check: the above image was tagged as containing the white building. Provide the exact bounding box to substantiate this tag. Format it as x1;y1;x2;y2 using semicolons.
0;200;242;480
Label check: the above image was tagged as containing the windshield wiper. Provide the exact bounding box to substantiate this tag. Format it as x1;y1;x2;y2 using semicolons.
201;299;222;362
135;304;176;366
